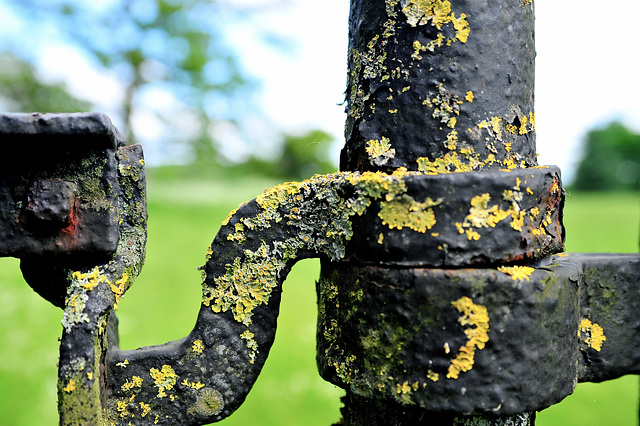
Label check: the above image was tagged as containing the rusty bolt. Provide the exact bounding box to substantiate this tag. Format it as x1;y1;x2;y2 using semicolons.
22;179;76;230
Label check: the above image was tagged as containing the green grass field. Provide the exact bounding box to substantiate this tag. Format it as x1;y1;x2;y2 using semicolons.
0;167;638;425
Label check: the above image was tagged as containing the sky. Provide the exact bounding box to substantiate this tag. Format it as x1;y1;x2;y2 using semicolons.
1;0;639;183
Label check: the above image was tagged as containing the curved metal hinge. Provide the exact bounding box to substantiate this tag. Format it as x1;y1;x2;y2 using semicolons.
101;167;561;425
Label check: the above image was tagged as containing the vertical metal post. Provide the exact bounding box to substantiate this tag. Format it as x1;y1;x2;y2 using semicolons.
324;1;542;423
342;0;536;174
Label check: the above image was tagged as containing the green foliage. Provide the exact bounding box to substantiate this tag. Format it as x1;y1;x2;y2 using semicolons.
242;129;338;180
572;122;640;191
0;53;91;113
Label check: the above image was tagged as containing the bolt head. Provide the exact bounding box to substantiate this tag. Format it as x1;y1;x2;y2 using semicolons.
23;179;76;229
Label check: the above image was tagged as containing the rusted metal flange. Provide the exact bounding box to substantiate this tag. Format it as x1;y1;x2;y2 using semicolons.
346;166;564;267
317;256;581;416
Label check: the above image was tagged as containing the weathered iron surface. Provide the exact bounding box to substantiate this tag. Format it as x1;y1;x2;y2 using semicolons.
0;113;121;261
342;0;536;173
104;166;559;425
346;167;564;267
55;144;147;425
338;392;535;426
0;112;125;149
573;253;640;382
317;256;581;416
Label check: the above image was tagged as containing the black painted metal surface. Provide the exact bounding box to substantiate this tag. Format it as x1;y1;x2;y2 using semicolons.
0;113;122;260
342;0;536;173
318;256;581;415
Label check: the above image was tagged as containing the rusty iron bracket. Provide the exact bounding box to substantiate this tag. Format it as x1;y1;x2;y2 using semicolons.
0;112;148;424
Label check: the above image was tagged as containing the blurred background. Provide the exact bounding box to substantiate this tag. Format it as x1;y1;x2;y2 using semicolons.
0;0;638;424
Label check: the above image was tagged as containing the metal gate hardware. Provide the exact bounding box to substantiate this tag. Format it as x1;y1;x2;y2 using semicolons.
3;0;640;425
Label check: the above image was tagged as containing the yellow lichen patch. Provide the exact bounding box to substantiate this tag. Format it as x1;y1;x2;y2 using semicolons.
417;151;481;174
149;365;178;398
240;329;259;364
427;370;439;382
465;90;474;102
256;181;302;211
465;229;481;241
366;137;396;166
379;195;442;233
444;130;458;150
121;376;143;392
139;402;151;417
466;193;510;228
451;12;470;42
62;379;76;393
73;267;108;291
497;265;535;282
191;339;205;355
110;272;129;310
478;116;503;140
181;379;205;390
208;241;286;327
579;319;607;351
227;222;246;243
221;206;240;226
401;0;470;46
447;297;490;379
116;399;130;417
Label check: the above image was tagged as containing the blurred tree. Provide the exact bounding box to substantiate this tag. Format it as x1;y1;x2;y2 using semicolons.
572;122;640;191
0;53;91;112
3;0;253;163
242;129;337;180
277;130;337;179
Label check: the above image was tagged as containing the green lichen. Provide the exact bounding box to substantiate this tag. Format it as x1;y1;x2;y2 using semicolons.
188;388;224;417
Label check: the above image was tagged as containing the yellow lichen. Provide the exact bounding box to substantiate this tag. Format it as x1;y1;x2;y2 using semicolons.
427;370;439;382
466;194;510;228
579;318;606;351
447;297;490;379
191;339;205;355
401;0;470;47
73;267;107;291
149;365;178;398
240;329;259;364
365;137;396;166
379;194;442;233
62;379;76;393
110;272;129;310
498;265;535;282
465;91;474;102
121;375;143;392
139;402;151;417
181;379;205;390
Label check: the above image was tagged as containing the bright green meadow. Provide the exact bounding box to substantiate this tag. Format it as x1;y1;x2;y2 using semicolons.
0;167;638;425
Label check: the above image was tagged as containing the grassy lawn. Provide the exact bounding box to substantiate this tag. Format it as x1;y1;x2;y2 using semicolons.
0;167;637;425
